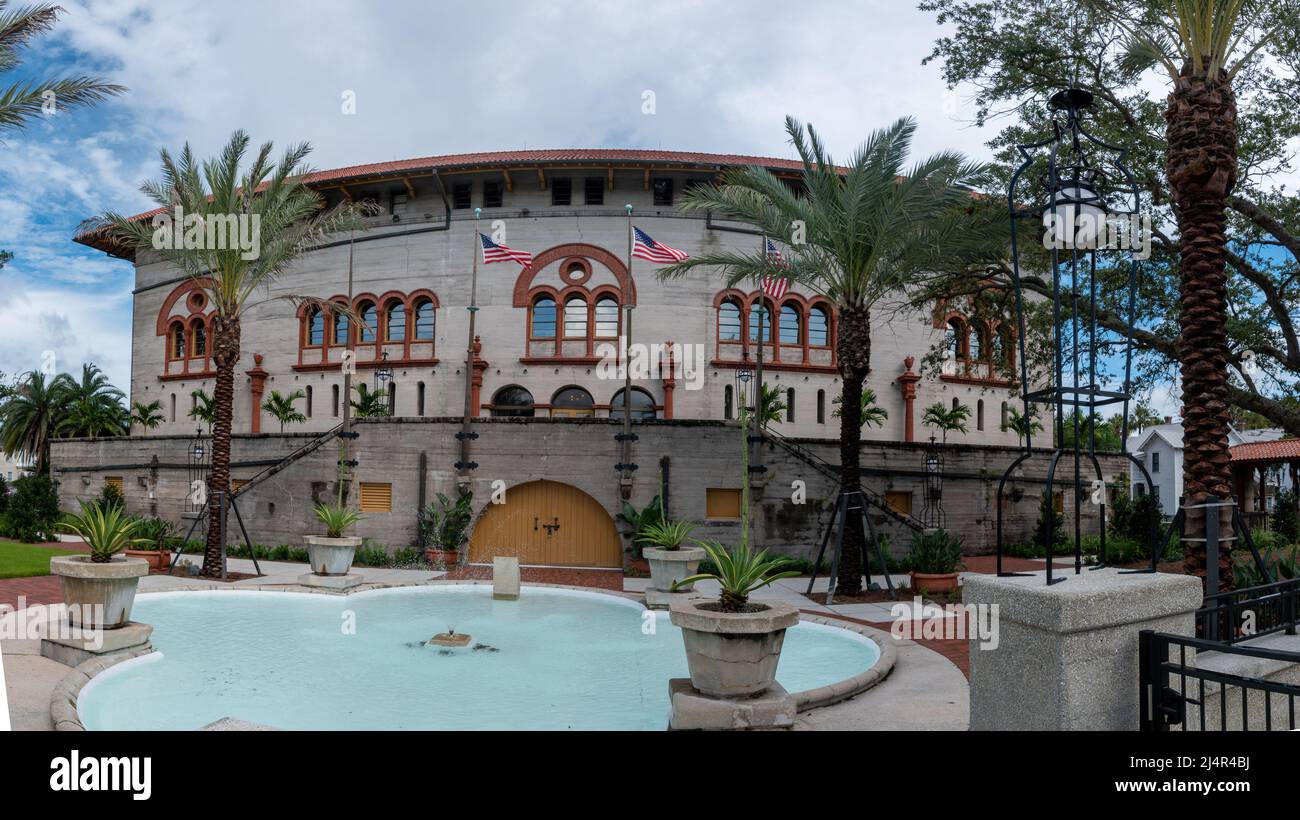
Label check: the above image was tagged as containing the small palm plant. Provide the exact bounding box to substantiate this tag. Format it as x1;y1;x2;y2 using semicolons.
639;520;698;551
673;540;800;612
57;501;150;563
262;389;307;432
314;502;363;538
832;388;889;428
350;384;389;419
188;388;216;428
922;401;970;445
130;400;164;430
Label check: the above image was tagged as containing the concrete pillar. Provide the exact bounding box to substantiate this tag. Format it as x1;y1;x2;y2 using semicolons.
963;568;1202;730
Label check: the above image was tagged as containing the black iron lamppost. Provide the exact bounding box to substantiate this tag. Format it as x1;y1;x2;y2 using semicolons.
373;352;392;417
920;436;945;530
187;427;208;515
734;367;753;419
995;87;1156;584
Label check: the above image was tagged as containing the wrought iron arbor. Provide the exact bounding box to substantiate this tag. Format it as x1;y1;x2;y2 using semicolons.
995;87;1159;584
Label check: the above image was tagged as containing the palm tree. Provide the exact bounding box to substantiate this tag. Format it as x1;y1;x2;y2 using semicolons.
658;117;997;594
1093;0;1290;589
1007;406;1044;448
89;131;371;578
0;371;60;473
56;395;127;438
52;364;123;417
922;401;971;446
130;400;164;431
741;383;786;428
350;384;388;419
0;3;124;133
832;388;889;429
187;389;215;429
262;389;307;433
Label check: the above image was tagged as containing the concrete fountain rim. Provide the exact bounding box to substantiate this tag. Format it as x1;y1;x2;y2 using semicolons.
52;580;896;730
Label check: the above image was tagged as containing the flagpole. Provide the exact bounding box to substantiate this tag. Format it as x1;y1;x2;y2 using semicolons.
621;205;635;496
458;208;481;493
753;234;767;518
339;228;356;507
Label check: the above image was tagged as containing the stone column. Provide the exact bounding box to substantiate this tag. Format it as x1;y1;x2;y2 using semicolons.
963;568;1202;730
896;356;921;443
246;353;268;434
662;340;676;420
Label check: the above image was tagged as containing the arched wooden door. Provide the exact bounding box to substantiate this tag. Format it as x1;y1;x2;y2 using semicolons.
468;480;622;567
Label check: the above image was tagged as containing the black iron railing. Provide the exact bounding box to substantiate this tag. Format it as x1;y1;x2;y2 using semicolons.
1197;578;1300;645
1140;629;1300;732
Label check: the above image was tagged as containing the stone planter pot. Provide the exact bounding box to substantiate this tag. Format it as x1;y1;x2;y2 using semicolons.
910;571;959;594
124;549;168;572
305;535;362;576
49;554;149;630
668;599;799;698
644;546;705;592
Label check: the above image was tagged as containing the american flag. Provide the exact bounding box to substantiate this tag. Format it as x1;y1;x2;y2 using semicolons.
632;227;688;263
761;238;789;299
479;233;533;267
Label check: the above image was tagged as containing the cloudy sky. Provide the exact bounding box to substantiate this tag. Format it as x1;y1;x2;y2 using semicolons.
0;0;1182;414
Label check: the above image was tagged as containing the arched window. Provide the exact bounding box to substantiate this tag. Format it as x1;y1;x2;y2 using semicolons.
1000;401;1009;432
169;393;176;423
387;383;397;415
491;386;535;418
169;322;185;359
786;388;795;422
947;319;964;359
989;327;1004;363
952;397;960;411
969;325;983;360
307;308;324;346
417;382;426;416
563;296;588;338
332;385;340;417
306;386;314;418
808;306;829;346
817;389;826;424
191;321;207;357
977;399;984;431
531;296;557;339
724;385;734;420
610;387;657;420
748;300;773;342
551;386;594;418
358;301;377;342
779;304;801;345
332;305;350;345
998;327;1014;364
413;299;435;341
594;297;619;337
718;300;742;342
385;301;406;342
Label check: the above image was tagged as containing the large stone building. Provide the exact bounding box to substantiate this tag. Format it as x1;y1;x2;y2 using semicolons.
57;149;1093;566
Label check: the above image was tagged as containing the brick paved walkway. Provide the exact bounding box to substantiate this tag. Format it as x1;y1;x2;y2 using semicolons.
0;575;63;610
808;608;970;679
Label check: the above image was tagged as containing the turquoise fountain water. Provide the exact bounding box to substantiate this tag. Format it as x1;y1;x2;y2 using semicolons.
77;586;879;731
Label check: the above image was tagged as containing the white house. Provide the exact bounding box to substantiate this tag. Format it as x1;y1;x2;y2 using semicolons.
1129;423;1184;515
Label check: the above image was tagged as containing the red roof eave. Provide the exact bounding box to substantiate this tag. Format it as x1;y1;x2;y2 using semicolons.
1229;439;1300;465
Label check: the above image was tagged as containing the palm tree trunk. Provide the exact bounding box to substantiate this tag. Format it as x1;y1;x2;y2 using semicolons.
835;304;871;596
1166;62;1237;592
203;314;241;577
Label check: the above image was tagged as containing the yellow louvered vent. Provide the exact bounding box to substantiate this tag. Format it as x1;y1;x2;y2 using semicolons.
705;488;741;520
105;476;124;494
359;482;392;513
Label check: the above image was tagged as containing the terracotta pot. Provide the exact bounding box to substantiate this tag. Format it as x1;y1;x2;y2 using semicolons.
910;571;959;594
124;549;168;572
425;548;460;567
50;555;149;630
668;599;799;697
305;535;361;576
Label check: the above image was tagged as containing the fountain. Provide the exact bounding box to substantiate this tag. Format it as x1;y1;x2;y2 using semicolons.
427;628;472;649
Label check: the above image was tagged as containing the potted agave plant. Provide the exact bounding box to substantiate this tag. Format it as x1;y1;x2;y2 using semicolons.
908;528;963;594
307;502;364;576
640;519;704;605
52;502;152;630
666;400;800;698
419;492;473;566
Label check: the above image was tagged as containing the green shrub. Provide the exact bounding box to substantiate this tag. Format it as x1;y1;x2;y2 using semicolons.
0;474;9;514
1271;488;1299;545
7;475;61;542
96;480;124;511
0;512;9;538
1033;492;1067;553
353;543;392;567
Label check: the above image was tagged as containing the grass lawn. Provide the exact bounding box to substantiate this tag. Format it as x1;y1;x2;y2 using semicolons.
0;540;83;579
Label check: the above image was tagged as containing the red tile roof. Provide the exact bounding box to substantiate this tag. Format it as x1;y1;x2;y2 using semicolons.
1229;438;1300;464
